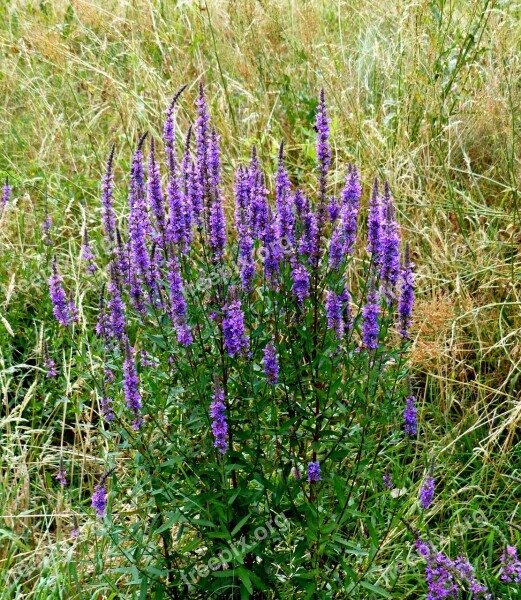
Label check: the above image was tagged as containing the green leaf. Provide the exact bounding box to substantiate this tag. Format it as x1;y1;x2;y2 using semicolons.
359;581;392;597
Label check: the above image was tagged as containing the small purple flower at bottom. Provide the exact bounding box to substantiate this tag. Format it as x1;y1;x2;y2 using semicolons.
56;469;67;486
383;473;393;490
92;484;107;518
101;396;115;422
307;461;322;483
419;474;435;510
499;545;521;583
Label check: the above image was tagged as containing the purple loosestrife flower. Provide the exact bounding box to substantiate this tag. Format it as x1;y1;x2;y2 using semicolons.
362;277;380;350
307;461;322;483
42;214;52;245
415;539;491;600
340;164;361;254
163;85;186;174
49;256;74;327
147;138;166;238
326;290;344;340
180;127;195;244
95;289;111;341
499;546;521;583
107;263;126;340
43;341;57;378
167;254;193;346
250;171;269;240
291;262;310;304
420;470;435;510
404;392;417;436
380;181;401;299
263;341;279;384
275;141;295;247
123;342;143;430
1;176;11;212
298;195;318;260
383;472;393;490
222;293;249;357
92;483;107;518
293;187;306;218
56;469;67;486
81;228;96;274
235;167;255;292
329;224;344;269
328;196;340;221
195;83;211;212
367;177;383;266
316;89;331;228
101;395;115;422
207;129;226;262
262;210;282;285
398;242;415;338
339;286;353;334
101;144;116;244
210;376;228;454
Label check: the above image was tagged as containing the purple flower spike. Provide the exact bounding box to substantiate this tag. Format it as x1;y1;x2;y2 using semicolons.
291;262;310;304
380;181;401;300
222;293;249;357
419;471;435;510
367;177;383;266
316;89;331;206
499;546;521;583
208;128;226;261
210;375;228;454
123;342;143;430
398;242;414;339
49;256;75;327
339;286;353;334
275;141;295;248
101;144;116;245
404;389;417;436
147;137;166;238
263;341;279;384
195;82;211;212
43;341;57;378
1;176;11;212
326;290;344;340
56;469;67;486
250;170;269;241
307;461;322;483
101;396;115;422
362;277;380;350
81;228;96;274
235;167;255;292
167;254;192;346
383;472;393;490
341;163;361;254
42;214;52;246
298;194;318;260
163;85;186;174
92;483;107;518
107;263;126;340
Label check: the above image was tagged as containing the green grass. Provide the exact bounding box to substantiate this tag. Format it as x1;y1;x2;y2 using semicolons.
0;0;520;597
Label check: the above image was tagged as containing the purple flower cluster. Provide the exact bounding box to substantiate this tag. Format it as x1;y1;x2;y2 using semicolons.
1;176;11;212
263;341;279;384
210;377;228;454
415;538;491;600
499;545;521;583
56;469;67;486
316;88;331;207
92;483;107;518
380;181;400;299
367;178;382;265
42;214;52;245
291;262;310;303
101;144;116;244
399;242;415;339
420;473;435;510
307;461;322;483
326;290;344;340
222;295;249;357
362;278;380;349
123;343;143;430
49;256;78;327
167;255;192;346
404;393;417;436
383;472;393;490
81;228;96;274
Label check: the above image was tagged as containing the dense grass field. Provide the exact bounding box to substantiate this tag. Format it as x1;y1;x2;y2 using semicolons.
0;0;519;598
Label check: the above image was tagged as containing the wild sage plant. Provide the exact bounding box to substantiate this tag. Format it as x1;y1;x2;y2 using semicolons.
47;85;498;598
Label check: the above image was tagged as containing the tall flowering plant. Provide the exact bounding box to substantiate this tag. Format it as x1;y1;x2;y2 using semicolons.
46;85;490;598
